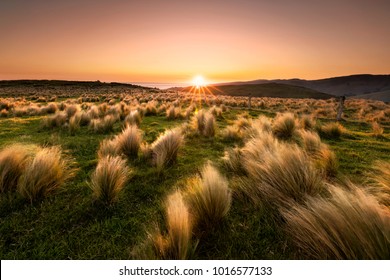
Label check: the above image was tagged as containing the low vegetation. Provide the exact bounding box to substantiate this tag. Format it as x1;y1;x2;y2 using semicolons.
0;86;389;260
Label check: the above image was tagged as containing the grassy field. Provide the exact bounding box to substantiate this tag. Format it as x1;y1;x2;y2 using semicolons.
0;91;389;260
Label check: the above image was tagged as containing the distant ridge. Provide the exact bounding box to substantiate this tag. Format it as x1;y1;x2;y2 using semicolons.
0;79;148;89
182;83;333;99
213;74;390;100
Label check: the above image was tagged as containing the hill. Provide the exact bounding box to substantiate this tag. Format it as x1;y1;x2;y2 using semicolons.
353;90;390;102
215;74;390;100
184;83;333;99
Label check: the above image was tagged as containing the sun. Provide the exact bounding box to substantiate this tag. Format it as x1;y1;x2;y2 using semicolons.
193;75;206;88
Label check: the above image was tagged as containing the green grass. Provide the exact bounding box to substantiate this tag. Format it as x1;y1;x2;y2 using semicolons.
0;106;389;259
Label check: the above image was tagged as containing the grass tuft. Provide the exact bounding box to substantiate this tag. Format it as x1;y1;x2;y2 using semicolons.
89;155;129;205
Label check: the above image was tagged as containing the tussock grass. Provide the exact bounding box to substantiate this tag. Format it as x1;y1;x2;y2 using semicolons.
164;191;193;259
116;125;142;159
0;144;36;193
203;113;216;137
283;185;390;259
18;146;76;202
89;115;116;133
366;161;390;207
241;135;323;207
318;122;345;139
125;110;142;127
97;138;119;159
69;113;81;135
186;163;231;229
151;128;184;171
272;112;297;140
89;155;129;205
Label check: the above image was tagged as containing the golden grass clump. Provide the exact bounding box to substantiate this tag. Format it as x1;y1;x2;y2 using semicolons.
97;138;119;159
18;146;76;202
186;163;231;229
69;113;81;135
203;112;216;137
221;125;242;141
164;191;193;259
272;112;297;140
89;155;129;205
89;115;116;133
318;122;345;139
0;144;35;193
241;135;323;207
125;110;142;127
151;128;184;171
298;130;322;156
299;115;315;130
116;125;142;159
283;185;390;259
366;161;390;207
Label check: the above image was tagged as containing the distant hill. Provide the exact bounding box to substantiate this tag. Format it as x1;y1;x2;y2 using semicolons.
353;90;390;102
0;79;147;89
215;74;390;101
183;83;333;99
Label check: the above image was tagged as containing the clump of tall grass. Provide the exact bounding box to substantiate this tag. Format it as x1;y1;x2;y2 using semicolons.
164;191;193;259
41;111;67;129
65;104;79;118
318;122;345;139
135;191;194;260
299;115;315;130
116;125;142;159
186;163;231;229
18;146;76;202
69;113;81;135
89;155;129;205
241;134;323;207
203;113;216;137
366;161;390;207
190;110;216;137
151;128;184;171
297;130;338;178
221;125;242;141
222;146;246;175
0;144;36;193
272;112;297;140
283;185;390;259
125;110;142;127
97;138;119;159
166;106;182;120
89;115;116;133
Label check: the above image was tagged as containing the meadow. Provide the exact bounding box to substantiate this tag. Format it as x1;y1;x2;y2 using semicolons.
0;85;389;259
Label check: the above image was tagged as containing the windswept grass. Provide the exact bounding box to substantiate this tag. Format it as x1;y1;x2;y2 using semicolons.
116;125;142;160
0;144;36;193
241;134;324;208
185;163;231;230
283;185;390;259
17;146;76;203
272;112;297;140
89;155;129;205
151;128;184;171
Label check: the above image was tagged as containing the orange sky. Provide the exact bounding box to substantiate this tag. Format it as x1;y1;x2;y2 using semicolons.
1;0;389;84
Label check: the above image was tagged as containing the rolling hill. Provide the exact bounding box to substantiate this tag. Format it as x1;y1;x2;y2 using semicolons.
213;74;390;101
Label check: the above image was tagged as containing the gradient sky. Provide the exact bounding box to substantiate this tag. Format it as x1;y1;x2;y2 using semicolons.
1;0;389;84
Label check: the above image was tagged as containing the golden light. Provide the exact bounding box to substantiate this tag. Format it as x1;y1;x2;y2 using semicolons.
192;75;206;88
